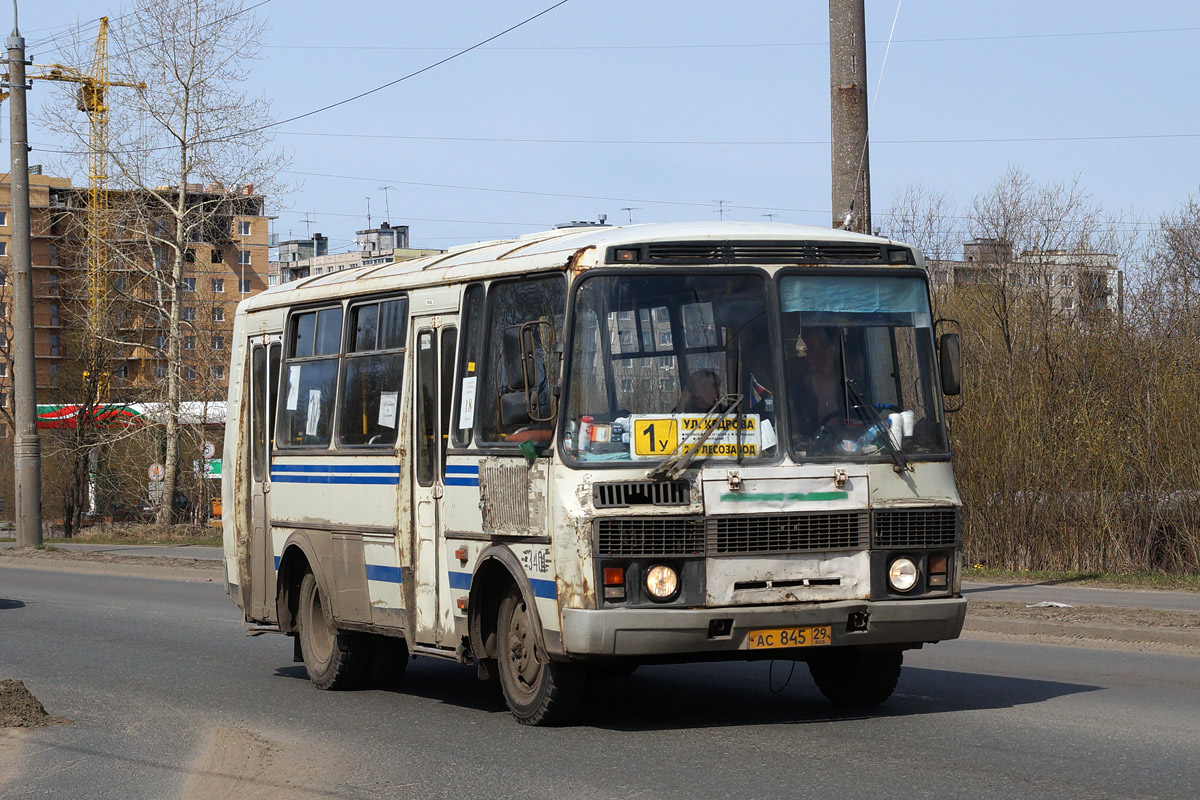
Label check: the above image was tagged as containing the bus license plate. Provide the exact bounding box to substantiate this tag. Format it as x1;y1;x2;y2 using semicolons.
747;625;832;650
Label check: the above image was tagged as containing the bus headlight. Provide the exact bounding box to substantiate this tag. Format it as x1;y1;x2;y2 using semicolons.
645;564;680;601
887;557;919;593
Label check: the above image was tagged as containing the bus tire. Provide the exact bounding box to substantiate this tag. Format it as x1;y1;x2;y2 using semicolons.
297;572;368;690
807;650;902;707
496;584;584;726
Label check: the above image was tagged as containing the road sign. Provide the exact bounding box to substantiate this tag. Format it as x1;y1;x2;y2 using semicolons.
148;463;165;482
202;441;217;459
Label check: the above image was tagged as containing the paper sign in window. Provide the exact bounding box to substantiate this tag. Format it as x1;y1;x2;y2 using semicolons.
286;366;301;410
378;391;398;429
305;389;322;436
458;376;477;429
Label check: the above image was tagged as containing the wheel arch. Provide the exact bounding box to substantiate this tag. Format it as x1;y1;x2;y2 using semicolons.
468;545;550;664
276;531;332;633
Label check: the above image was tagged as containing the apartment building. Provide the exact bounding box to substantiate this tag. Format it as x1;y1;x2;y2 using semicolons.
929;238;1122;315
273;223;442;284
0;170;271;436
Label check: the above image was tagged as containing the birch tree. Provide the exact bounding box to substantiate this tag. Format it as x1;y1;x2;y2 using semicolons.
47;0;283;523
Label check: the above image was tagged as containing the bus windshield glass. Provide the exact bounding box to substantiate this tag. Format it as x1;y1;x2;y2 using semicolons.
564;272;781;465
779;273;947;460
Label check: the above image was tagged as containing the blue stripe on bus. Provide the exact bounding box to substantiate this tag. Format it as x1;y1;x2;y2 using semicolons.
270;474;400;485
444;477;480;487
444;465;479;474
272;464;400;474
365;564;404;584
530;578;558;600
447;571;557;600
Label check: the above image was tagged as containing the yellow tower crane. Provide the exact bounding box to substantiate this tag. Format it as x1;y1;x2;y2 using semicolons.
30;17;146;311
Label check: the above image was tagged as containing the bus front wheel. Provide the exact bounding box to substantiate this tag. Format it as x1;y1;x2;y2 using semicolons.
496;584;584;725
807;650;902;707
297;572;368;690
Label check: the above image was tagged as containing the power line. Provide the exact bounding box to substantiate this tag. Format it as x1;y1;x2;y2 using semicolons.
265;0;572;131
281;169;1165;231
268;130;1200;147
31;0;573;158
108;0;276;62
272;208;547;228
256;25;1200;52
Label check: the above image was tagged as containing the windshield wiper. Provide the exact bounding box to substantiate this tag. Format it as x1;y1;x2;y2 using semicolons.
835;331;910;473
647;393;744;481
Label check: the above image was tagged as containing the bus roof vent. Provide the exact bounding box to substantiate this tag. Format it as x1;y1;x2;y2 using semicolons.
609;241;900;265
593;480;690;508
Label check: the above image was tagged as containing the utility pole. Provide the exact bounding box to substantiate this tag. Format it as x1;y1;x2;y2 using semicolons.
6;5;43;546
829;0;871;234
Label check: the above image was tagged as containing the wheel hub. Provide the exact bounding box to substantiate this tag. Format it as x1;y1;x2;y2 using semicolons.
507;600;540;687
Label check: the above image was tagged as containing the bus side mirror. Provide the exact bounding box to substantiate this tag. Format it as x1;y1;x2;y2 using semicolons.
500;326;532;426
520;321;557;423
939;332;961;396
502;327;526;392
500;391;531;427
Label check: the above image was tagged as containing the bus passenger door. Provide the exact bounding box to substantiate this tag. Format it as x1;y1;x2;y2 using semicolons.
411;319;458;645
248;338;281;620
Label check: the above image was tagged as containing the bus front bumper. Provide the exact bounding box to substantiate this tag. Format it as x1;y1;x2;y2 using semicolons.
559;597;966;657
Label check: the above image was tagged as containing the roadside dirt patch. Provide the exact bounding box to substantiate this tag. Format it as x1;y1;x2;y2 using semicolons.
968;599;1198;630
180;725;338;799
0;679;71;728
965;600;1200;654
0;546;220;572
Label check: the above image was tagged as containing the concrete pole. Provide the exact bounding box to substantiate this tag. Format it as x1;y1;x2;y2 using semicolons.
829;0;871;234
8;16;44;546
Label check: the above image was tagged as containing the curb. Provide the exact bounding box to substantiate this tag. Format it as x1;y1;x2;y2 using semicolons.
964;617;1200;648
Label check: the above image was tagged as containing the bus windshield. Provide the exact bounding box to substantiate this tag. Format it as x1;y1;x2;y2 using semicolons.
563;272;781;464
779;273;948;460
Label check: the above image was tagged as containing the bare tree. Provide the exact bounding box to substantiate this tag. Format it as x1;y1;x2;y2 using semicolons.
45;0;283;523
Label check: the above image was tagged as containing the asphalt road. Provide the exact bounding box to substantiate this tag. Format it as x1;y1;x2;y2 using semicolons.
1;562;1197;800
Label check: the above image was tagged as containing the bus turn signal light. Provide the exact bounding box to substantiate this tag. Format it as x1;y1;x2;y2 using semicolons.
928;554;948;587
603;566;626;601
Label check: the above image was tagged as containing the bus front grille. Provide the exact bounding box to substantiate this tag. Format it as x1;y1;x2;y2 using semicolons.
596;518;706;556
707;512;869;555
873;508;960;548
593;480;691;508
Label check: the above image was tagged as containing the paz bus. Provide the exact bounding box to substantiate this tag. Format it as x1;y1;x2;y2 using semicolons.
222;221;966;725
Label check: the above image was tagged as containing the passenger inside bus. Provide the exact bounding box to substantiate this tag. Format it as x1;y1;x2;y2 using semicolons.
674;369;721;413
789;326;847;439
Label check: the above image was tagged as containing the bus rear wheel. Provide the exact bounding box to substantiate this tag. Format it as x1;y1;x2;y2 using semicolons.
807;650;902;707
297;572;368;690
496;584;584;725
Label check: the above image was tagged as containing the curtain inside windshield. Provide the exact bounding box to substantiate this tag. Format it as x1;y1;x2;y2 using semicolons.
565;273;780;463
778;274;946;459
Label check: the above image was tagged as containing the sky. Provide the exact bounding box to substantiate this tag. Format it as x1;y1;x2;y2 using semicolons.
9;1;1200;255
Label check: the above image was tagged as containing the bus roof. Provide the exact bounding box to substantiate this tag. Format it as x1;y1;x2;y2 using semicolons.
243;221;914;314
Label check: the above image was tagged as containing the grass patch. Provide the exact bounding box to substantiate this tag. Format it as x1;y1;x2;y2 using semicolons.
43;523;221;548
966;566;1200;592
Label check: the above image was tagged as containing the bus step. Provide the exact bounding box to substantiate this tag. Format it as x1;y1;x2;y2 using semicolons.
408;644;461;662
245;624;281;637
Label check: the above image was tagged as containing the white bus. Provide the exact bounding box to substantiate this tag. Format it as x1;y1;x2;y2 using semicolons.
222;221;966;725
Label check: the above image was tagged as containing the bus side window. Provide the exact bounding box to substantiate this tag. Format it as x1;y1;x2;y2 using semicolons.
278;306;342;448
339;297;408;447
451;283;484;447
478;275;565;444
